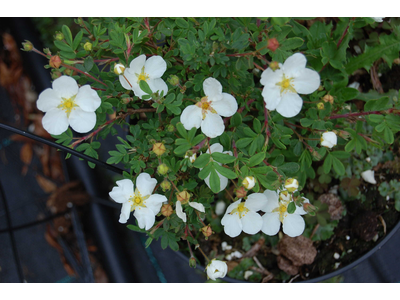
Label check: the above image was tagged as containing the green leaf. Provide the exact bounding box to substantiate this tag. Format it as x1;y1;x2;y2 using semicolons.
84;56;94;71
278;162;300;175
54;40;73;52
383;126;394;144
230;113;242;128
248;152;265;167
323;153;333;174
331;156;345;175
214;163;237;180
209;169;221;193
364;97;390;112
61;25;73;45
139;80;152;95
198;163;213;180
72;30;83;50
235;138;253;149
193;153;211;168
287;202;296;214
280;37;304;50
175;18;189;28
330;151;351;159
300;118;314;127
212;152;236;164
176;123;188;139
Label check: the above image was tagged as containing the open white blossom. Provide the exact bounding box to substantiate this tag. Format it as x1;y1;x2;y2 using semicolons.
180;77;238;138
119;54;168;100
371;17;384;22
37;75;101;135
260;53;320;118
175;200;205;223
206;259;228;281
221;193;267;238
361;170;377;184
261;190;308;238
321;131;337;149
109;173;167;228
203;143;233;192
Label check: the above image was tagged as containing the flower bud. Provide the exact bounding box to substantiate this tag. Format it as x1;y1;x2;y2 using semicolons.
161;203;173;217
160;180;171;192
157;163;169;175
114;64;125;75
49;56;62;69
153;143;166;156
201;225;213;239
177;190;191;204
21;40;33;52
51;70;62;80
269;61;280;71
84;42;92;51
311;149;322;161
64;68;73;76
321;131;337;149
242;176;256;190
317;102;325;110
166;124;175;132
303;202;318;214
185;152;196;163
323;94;334;104
279;190;291;202
168;75;180;86
267;38;279;52
189;257;197;268
284;178;299;192
54;31;64;41
338;130;350;140
236;186;247;199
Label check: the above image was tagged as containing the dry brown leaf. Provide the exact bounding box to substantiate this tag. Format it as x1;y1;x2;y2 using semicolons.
35;174;57;193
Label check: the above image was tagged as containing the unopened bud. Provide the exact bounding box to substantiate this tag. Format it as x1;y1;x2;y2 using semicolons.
242;176;256;190
201;225;213;240
269;61;280;71
21;40;33;52
64;68;73;76
236;186;247;199
322;94;334;104
161;203;173;217
279;190;291;202
318;85;324;91
49;56;62;69
311;149;322;161
153;143;166;156
284;178;299;193
185;152;196;163
51;70;62;80
189;256;197;268
166;124;175;132
84;42;92;51
160;180;171;192
303;202;318;215
168;75;180;86
394;58;400;65
122;97;132;104
177;190;191;204
267;38;279;52
338;130;350;140
114;64;125;75
43;48;51;55
54;31;64;41
317;102;325;110
157;163;169;175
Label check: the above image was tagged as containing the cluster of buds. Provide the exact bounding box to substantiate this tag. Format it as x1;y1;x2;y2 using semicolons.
54;31;64;41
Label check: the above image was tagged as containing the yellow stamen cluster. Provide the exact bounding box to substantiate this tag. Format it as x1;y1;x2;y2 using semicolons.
276;74;296;95
230;202;249;219
273;202;288;222
137;66;150;83
129;188;149;211
58;95;77;118
196;96;217;120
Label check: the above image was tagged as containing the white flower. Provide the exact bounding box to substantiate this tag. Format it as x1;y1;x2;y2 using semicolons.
203;143;233;192
221;241;232;251
175;200;205;223
206;259;228;281
260;53;320;118
361;170;377;184
242;176;256;190
221;193;266;238
371;17;384;22
321;131;337;149
180;77;238;138
109;173;167;228
261;190;308;238
37;75;101;135
119;54;168;100
215;200;226;216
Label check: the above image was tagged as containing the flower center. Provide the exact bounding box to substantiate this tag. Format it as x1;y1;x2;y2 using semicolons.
273;202;288;222
58;95;77;118
230;202;249;219
196;96;217;120
276;74;296;95
129;188;149;211
137;66;150;83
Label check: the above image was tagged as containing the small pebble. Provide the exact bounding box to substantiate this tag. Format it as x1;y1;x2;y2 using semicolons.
333;252;340;260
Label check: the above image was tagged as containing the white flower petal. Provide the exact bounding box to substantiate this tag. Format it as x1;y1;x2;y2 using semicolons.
276;92;303;118
283;53;307;78
189;201;205;213
68;108;97;133
262;86;281;111
292;68;320;95
145;194;167;214
119;202;132;224
148;78;168;98
204;170;228;192
75;85;101;112
245;193;268;212
180;105;202;130
241;211;263;235
134;207;156;230
208;143;224;154
144;55;167;78
224;199;241;214
295;198;310;215
119;70;135;90
321;131;337;149
136;173;157;197
262;190;279;212
37;88;61;112
52;76;79;99
41;108;69;135
260;68;283;87
282;214;305;237
109;179;134;203
203;77;223;101
206;260;228;280
221;213;242;238
129;54;146;73
361;170;377;184
261;213;281;236
176;201;187;222
201;112;224;138
211;93;238;117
